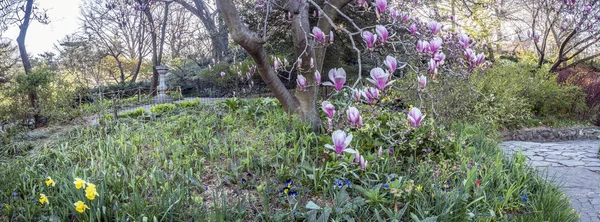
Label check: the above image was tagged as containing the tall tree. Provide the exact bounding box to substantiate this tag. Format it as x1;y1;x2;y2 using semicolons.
0;0;48;113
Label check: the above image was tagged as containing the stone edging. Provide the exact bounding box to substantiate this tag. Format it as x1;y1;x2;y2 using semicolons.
501;126;600;142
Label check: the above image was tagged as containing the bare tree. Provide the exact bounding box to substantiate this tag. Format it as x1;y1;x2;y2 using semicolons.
527;0;600;71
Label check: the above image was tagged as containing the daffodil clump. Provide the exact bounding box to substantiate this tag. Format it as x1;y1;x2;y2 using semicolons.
71;177;97;213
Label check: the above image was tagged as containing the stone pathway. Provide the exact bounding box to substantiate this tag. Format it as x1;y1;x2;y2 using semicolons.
500;140;600;222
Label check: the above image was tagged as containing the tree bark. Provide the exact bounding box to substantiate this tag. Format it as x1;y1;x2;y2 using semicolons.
158;1;171;64
17;0;35;109
142;6;159;93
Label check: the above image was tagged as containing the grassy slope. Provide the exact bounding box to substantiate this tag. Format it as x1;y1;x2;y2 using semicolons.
0;99;578;221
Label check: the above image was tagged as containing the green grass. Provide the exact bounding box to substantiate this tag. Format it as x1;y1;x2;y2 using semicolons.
0;98;578;221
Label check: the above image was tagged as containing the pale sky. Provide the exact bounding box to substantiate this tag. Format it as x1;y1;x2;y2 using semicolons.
3;0;81;55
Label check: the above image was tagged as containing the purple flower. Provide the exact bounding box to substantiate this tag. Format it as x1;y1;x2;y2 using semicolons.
418;75;427;89
322;101;335;118
428;58;438;74
427;21;442;35
312;27;326;42
220;72;225;78
465;49;476;62
428;37;443;53
433;51;446;65
355;151;361;163
409;24;417;36
384;55;397;73
367;67;394;90
325;130;356;154
315;70;321;85
296;74;307;90
475;53;485;66
376;25;389;43
362;87;379;104
362;31;377;49
400;12;409;23
417;40;429;53
534;34;540;42
408;107;424;127
373;0;387;15
346;107;363;127
458;33;470;49
323;68;347;91
390;9;399;21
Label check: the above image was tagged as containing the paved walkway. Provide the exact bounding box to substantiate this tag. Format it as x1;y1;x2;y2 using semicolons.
500;140;600;222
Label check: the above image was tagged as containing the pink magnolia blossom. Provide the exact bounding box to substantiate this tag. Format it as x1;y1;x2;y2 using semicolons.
416;40;429;53
362;31;377;49
375;25;389;43
297;58;303;69
384;55;397;73
274;59;280;71
428;58;438;75
474;53;485;66
378;147;383;157
355;151;361;163
533;33;540;42
312;27;326;42
220;72;225;78
458;33;470;49
322;101;335;118
296;74;307;90
427;21;442;35
346;107;363;127
284;58;289;67
428;37;443;53
330;31;334;43
409;24;417;36
315;70;321;85
359;155;367;169
325;130;356;154
373;0;387;15
390;9;399;21
465;49;476;62
362;87;379;104
323;68;347;91
408;107;424;127
418;75;427;89
246;72;251;80
433;51;446;65
367;67;395;90
353;89;362;102
401;12;409;23
208;64;212;70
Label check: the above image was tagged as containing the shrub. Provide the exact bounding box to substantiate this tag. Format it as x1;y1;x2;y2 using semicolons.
150;103;177;115
117;108;149;118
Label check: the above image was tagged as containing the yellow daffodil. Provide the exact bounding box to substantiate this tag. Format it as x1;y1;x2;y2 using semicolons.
39;194;49;205
45;176;55;187
417;185;423;192
85;183;99;200
74;201;89;213
74;178;86;189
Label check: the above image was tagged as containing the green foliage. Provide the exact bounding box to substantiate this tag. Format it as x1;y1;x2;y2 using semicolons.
117;108;149;119
150;103;177;115
0;99;577;221
420;61;590;129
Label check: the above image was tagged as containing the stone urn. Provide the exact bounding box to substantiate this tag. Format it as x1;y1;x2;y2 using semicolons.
154;65;172;104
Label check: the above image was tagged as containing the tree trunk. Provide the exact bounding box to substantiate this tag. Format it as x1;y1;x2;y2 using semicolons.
17;0;35;109
142;7;159;94
131;11;146;83
216;0;298;114
175;0;229;61
158;1;171;64
290;0;319;128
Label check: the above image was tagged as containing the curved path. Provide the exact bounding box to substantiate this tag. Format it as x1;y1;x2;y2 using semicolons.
500;140;600;222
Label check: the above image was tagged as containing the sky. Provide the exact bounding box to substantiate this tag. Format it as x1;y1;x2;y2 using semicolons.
3;0;81;55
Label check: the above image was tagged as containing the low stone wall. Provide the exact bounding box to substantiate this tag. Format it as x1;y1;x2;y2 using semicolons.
501;126;600;142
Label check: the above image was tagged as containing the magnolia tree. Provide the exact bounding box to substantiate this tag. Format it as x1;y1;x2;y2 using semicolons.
216;0;487;166
526;0;600;71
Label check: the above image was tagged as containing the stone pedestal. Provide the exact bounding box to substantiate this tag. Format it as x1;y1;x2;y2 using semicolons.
154;65;172;104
